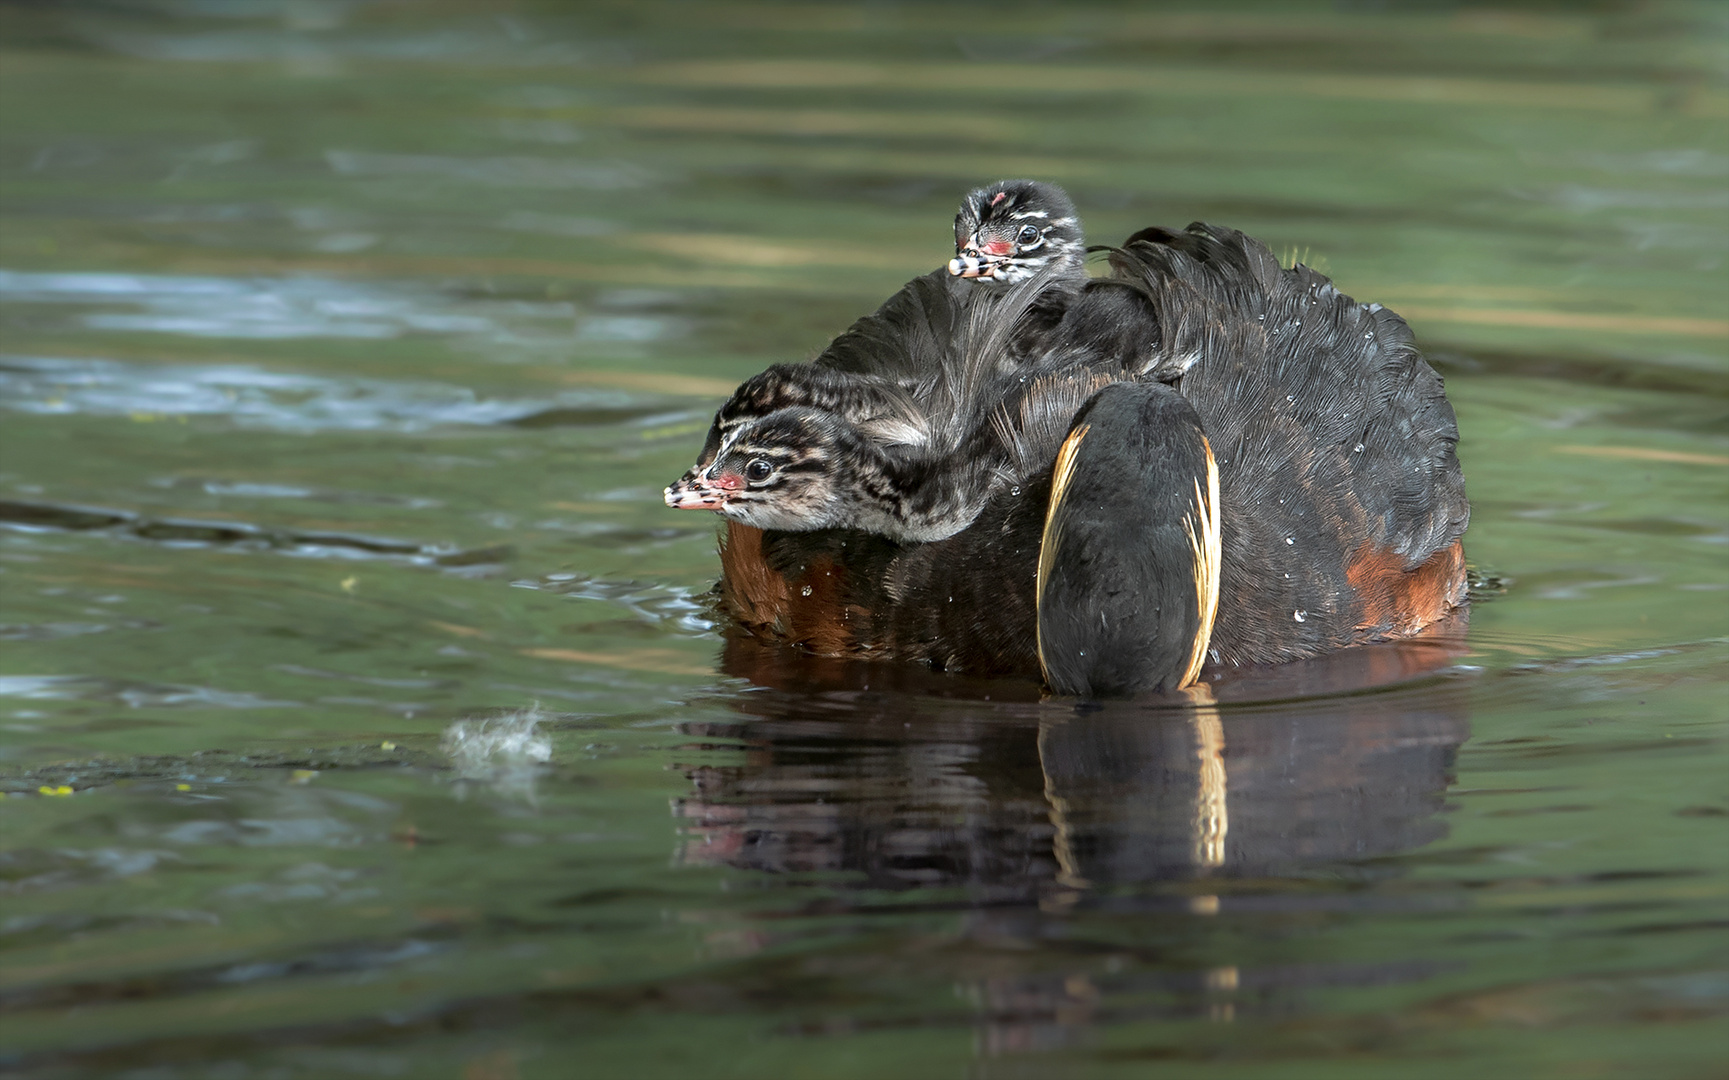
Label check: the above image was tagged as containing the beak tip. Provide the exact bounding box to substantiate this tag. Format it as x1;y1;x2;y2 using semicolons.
665;478;724;511
950;252;1000;280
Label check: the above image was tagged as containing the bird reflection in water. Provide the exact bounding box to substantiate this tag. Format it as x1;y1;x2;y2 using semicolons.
674;619;1470;1054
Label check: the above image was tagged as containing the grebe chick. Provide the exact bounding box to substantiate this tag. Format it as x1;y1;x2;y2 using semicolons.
949;179;1188;387
806;181;1090;390
661;403;999;542
665;272;1106;541
948;179;1087;286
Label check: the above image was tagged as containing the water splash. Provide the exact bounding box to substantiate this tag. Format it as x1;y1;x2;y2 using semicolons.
442;706;553;803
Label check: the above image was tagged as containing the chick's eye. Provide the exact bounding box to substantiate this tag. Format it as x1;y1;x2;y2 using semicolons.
744;458;773;483
1017;225;1041;244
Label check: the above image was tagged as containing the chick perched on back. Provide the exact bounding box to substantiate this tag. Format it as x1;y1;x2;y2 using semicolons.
809;179;1091;389
948;179;1087;286
665;180;1199;543
664;267;1114;542
664;181;1111;542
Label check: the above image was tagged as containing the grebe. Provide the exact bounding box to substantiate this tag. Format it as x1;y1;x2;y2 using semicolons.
666;201;1468;696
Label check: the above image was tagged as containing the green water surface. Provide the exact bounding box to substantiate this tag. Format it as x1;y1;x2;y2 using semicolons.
1;3;1725;1078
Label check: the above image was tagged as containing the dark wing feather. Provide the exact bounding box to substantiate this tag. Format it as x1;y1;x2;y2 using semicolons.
1108;224;1469;664
814;264;1094;460
812;270;961;382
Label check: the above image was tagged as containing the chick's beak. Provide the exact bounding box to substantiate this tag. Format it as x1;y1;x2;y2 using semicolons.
948;255;996;278
664;472;725;510
948;235;1013;278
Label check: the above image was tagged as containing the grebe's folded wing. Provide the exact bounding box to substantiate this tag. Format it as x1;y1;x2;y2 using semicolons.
1109;224;1470;659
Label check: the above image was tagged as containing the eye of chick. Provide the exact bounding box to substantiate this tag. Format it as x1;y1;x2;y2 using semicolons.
1017;225;1040;244
744;458;773;483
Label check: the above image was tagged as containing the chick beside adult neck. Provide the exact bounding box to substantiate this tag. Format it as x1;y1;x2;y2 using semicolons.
665;403;1006;544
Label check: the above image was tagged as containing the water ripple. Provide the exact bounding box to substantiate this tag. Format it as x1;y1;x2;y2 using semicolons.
0;269;535;341
0;674;295;710
0;355;638;433
525;572;717;636
326;149;653;190
0;497;511;569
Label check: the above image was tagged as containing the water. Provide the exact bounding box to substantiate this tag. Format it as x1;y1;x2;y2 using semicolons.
1;2;1725;1077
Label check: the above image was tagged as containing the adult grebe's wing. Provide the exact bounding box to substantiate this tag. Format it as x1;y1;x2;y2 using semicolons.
1108;224;1469;661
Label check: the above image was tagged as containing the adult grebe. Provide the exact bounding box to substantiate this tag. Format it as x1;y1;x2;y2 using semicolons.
667;202;1468;696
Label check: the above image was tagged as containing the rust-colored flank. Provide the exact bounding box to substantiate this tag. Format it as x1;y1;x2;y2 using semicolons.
718;523;789;633
720;522;860;655
1346;538;1468;640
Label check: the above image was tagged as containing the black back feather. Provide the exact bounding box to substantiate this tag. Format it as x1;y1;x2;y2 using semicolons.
1104;224;1469;663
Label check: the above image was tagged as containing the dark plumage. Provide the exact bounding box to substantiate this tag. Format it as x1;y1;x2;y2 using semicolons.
1036;383;1220;696
664;182;1106;540
673;207;1469;695
664;267;1089;541
1124;226;1468;666
662;185;1171;542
